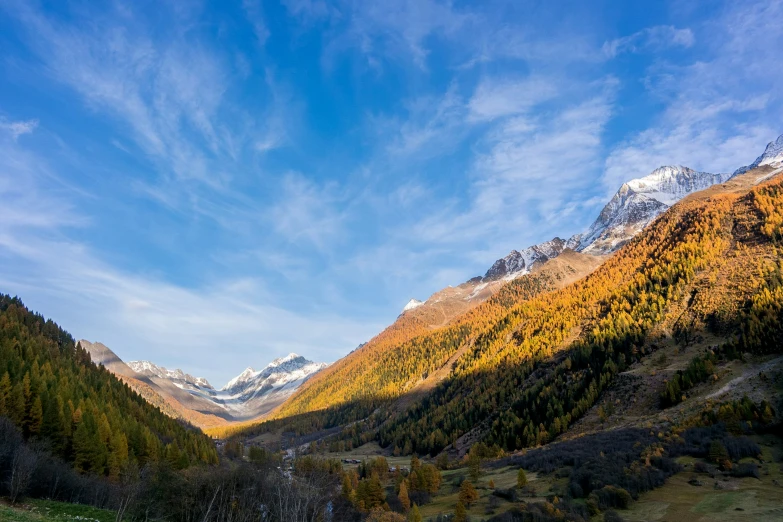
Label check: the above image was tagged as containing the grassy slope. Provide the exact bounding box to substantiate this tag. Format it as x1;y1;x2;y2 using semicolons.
0;499;115;522
625;435;783;521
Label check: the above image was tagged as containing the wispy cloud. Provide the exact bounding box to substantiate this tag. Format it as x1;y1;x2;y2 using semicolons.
603;25;694;58
268;173;347;251
243;0;270;46
0;118;38;140
4;0;287;225
468;77;559;122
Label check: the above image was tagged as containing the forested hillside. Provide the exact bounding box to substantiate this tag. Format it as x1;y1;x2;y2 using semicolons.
232;166;783;457
215;267;565;440
379;169;783;455
0;296;218;477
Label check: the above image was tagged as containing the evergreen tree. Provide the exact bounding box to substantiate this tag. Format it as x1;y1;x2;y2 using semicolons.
408;504;422;522
458;480;478;507
26;396;43;436
398;479;410;512
517;468;527;488
0;372;10;416
454;501;467;522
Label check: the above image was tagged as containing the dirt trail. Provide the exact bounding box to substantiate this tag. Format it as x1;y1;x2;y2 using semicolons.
706;355;783;399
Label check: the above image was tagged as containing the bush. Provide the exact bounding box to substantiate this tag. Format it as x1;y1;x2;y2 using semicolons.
492;487;517;502
589;485;632;510
731;463;760;479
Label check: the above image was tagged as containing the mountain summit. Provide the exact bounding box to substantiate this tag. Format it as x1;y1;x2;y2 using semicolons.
572;165;731;254
734;134;783;175
483;237;569;281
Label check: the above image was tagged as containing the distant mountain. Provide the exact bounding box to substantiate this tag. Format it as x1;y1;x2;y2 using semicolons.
250;151;783;462
400;136;782;339
473;165;733;284
572;166;731;254
128;360;214;393
402;298;424;313
80;341;327;427
482;237;570;281
263;134;783;439
733;134;783;174
215;354;328;418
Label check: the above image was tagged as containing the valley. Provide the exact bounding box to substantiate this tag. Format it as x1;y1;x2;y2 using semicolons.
1;4;783;516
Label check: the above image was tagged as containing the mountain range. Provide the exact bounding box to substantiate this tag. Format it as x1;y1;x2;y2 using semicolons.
79;340;327;426
401;135;783;309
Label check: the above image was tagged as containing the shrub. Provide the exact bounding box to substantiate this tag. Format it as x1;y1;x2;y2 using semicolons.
589;485;632;510
492;487;517;501
731;463;760;479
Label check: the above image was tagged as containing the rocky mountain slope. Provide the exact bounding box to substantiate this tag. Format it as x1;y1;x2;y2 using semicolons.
79;340;327;427
572;166;731;254
401;141;777;308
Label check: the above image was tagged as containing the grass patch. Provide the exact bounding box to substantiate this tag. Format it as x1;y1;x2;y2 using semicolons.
624;437;783;521
0;498;115;522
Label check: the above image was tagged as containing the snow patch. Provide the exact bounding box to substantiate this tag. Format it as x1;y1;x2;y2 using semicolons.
402;298;424;313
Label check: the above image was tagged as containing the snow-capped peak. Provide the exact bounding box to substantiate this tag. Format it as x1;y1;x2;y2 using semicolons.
483;237;567;281
734;134;783;175
268;353;300;367
402;298;424;313
220;367;256;392
623;165;727;206
573;165;730;254
758;134;783;167
128;360;214;390
220;354;327;394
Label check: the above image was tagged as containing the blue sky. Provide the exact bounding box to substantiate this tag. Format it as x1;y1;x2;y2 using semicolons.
0;0;781;386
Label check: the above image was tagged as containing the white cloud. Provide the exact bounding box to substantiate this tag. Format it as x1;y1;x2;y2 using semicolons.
243;0;270;46
603;25;694;58
0;118;38;140
468;77;559;122
4;1;289;226
268;173;347;251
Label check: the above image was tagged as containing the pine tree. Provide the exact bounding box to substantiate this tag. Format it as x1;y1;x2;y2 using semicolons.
408;504;422;522
9;383;25;426
26;396;43;436
0;372;10;416
458;480;478;507
517;468;527;488
398;479;410;512
467;451;481;482
454;501;467;522
365;472;386;510
342;473;354;500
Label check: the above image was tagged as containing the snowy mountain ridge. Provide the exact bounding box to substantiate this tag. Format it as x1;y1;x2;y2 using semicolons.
128;360;214;391
220;354;328;396
402;299;424;313
483;237;569;281
478;134;782;280
112;352;328;422
572;165;731;254
733;134;783;174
